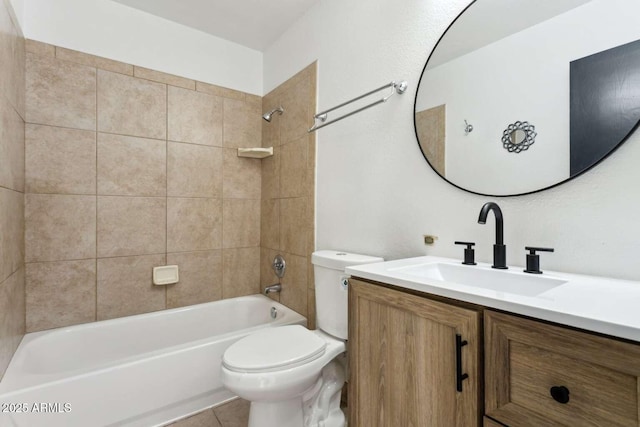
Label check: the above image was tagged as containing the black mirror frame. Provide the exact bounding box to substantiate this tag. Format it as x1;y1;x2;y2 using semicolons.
413;0;640;197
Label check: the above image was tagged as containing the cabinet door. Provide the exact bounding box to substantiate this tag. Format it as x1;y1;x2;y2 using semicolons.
348;279;481;427
485;310;640;427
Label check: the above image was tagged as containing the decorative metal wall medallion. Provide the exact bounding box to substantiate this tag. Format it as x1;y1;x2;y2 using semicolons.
502;121;537;153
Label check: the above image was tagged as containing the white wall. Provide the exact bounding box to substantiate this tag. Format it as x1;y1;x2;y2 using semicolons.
22;0;263;95
264;0;640;281
416;0;640;195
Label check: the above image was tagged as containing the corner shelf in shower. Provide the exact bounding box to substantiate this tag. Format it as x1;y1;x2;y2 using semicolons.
237;147;273;159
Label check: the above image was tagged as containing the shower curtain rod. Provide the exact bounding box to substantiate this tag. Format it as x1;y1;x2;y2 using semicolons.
308;80;408;133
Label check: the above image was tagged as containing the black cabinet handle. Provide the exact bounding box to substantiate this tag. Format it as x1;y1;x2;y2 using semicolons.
455;334;469;392
550;385;570;404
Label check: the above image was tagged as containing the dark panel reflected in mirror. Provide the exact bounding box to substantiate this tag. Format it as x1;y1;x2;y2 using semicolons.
414;0;640;196
570;39;640;175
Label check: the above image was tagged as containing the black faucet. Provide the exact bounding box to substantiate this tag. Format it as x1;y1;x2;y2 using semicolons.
477;202;507;269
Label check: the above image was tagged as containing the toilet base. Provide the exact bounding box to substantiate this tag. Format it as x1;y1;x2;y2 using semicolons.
246;359;346;427
249;399;304;427
303;360;345;427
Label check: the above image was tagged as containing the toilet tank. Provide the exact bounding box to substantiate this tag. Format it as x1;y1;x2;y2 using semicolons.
312;250;384;340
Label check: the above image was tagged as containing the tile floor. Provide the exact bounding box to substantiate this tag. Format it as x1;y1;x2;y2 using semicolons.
169;396;347;426
169;399;250;427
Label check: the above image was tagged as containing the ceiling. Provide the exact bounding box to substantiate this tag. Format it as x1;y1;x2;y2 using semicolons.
111;0;319;51
428;0;592;68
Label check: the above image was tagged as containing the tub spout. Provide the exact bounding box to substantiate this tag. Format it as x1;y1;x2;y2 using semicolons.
264;284;282;295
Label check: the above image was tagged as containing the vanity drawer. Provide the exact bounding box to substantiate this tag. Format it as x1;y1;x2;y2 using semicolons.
485;310;640;427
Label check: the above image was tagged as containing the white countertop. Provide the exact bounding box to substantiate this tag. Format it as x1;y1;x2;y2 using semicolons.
346;256;640;342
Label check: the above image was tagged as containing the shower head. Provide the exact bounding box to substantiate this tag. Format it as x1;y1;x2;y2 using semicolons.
262;106;284;122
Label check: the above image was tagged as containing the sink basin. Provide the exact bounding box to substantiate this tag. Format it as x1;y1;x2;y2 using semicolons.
391;262;567;297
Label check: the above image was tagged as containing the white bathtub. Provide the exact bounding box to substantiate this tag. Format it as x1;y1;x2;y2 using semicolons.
0;294;305;427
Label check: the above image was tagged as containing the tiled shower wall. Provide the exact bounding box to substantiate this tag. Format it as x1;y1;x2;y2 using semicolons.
0;0;25;379
24;40;264;332
260;63;317;328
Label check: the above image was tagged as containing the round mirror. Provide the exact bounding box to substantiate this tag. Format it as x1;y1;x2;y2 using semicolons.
510;131;526;146
414;0;640;196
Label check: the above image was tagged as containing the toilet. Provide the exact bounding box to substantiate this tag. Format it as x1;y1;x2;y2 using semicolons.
221;250;383;427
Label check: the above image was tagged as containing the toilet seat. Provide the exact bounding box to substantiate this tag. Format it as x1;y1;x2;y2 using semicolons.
223;325;327;373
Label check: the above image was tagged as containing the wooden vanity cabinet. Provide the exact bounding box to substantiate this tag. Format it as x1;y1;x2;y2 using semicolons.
485;310;640;427
348;278;482;426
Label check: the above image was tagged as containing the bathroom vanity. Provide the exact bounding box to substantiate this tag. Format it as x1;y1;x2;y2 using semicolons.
346;257;640;426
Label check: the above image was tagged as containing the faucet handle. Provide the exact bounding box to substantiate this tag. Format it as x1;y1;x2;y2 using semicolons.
454;241;477;265
524;247;554;274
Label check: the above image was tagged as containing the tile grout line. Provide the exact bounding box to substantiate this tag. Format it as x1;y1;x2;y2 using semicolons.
221;98;226;299
168;82;170;310
94;61;99;322
30;43;250;102
22;55;27;330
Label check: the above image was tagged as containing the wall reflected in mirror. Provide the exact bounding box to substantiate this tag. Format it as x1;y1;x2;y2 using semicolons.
414;0;640;196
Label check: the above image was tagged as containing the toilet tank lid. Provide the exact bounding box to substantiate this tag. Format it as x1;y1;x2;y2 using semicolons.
312;250;384;270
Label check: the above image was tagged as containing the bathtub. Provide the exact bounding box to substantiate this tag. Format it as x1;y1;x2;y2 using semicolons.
0;294;305;427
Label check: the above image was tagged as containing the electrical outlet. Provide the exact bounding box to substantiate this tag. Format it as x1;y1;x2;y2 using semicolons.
424;235;438;245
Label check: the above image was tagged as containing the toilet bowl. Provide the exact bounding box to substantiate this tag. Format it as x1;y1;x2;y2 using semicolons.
220;250;383;427
221;326;346;427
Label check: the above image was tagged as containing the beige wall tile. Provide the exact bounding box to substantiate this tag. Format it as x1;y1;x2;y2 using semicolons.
0;268;25;379
223;98;261;148
168;86;222;146
278;62;316;95
280;77;312;144
0;99;24;192
25;39;54;57
26;260;96;332
260;199;279;250
97;196;166;257
56;47;133;75
304;226;316;289
279;197;308;256
97;70;166;139
0;0;23;377
166;250;222;308
167;142;222;198
195;81;244;101
280;252;308;317
26;124;96;195
97;133;166;197
307;288;316;330
223;199;260;248
135;67;195;90
261;97;288;147
415;105;446;177
0;7;25;118
168;409;221;427
25;194;95;262
260;248;281;303
280;136;309;198
26;53;96;130
261;146;280;199
223;148;261;199
222;248;260;299
97;254;165;320
14;29;26;120
167;198;222;252
306;135;316;197
246;94;262;108
213;399;250;427
260;64;316;321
